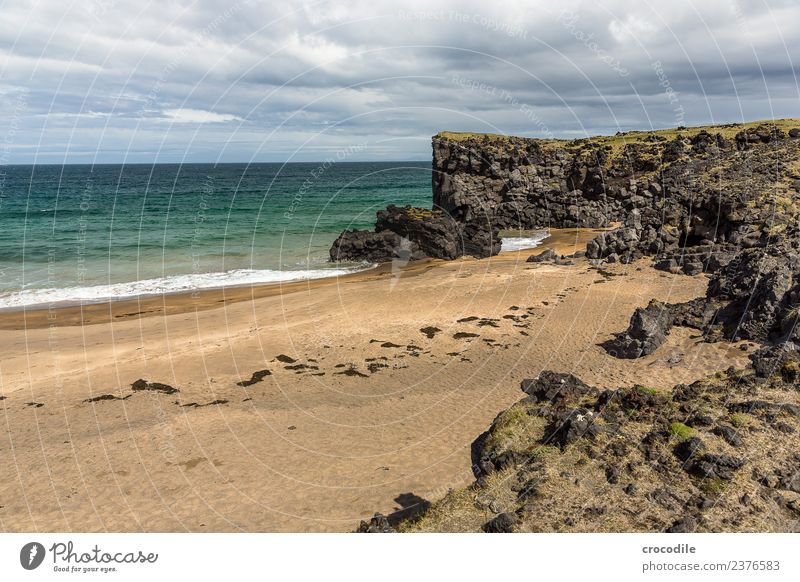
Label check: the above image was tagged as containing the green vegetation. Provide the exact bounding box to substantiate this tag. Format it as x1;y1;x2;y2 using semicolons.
436;118;800;146
783;304;800;324
484;404;545;455
729;413;750;428
700;478;727;496
634;385;660;396
669;422;695;440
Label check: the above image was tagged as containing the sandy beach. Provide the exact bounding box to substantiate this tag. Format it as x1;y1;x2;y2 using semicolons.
0;229;753;532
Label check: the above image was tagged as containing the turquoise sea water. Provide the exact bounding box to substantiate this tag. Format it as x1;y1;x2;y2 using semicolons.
0;162;433;308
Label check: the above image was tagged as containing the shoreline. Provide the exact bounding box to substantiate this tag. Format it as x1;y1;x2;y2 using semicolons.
0;228;599;331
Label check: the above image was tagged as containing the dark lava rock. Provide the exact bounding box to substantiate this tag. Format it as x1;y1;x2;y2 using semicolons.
131;379;179;395
330;205;501;264
236;369;272;387
729;400;800;418
674;437;706;462
688;454;745;480
329;229;420;263
750;343;800;381
420;326;442;339
605;299;675;358
526;248;557;263
712;424;743;447
759;455;800;493
666;516;698;533
736;124;786;148
482;512;518;533
179;399;229;409
702;246;800;343
545;408;597;449
83;394;131;403
520;371;593;405
773;422;796;434
687;413;715;427
335;367;369;378
618;386;668;414
356;513;395;533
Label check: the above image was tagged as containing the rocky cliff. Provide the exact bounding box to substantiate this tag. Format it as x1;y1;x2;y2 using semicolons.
433;121;800;236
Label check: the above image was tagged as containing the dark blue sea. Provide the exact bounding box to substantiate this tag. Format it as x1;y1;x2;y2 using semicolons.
0;162;433;308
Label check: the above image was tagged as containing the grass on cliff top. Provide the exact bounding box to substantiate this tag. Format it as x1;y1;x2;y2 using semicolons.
436;118;800;147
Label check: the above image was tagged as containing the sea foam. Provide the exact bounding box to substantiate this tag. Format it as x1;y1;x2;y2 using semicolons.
0;267;367;310
500;232;550;252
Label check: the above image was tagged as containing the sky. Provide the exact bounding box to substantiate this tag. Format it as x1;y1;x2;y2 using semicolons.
0;0;798;164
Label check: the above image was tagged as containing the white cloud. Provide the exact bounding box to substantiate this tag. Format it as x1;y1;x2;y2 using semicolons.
608;16;656;43
161;108;243;123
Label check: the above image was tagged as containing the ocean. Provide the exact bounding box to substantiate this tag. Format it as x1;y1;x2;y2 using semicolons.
0;162;543;309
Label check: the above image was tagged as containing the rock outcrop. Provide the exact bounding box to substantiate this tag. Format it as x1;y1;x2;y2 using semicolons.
329;204;501;263
433;122;800;246
604;300;675;359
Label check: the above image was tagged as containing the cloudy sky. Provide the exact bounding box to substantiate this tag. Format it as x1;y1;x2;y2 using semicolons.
0;0;798;163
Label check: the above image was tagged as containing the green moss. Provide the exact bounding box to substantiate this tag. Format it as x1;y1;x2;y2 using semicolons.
730;413;749;428
634;385;660;396
669;422;695;440
700;478;727;496
484;404;537;453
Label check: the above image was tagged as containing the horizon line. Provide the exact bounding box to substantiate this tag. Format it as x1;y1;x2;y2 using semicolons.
1;159;433;167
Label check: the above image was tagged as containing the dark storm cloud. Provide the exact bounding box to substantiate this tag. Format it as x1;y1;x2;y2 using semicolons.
0;0;797;163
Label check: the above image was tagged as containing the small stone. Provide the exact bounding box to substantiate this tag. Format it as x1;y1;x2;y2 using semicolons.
482;512;518;533
666;516;697;533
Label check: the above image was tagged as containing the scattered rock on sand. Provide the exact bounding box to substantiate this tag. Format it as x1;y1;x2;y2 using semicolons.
356;513;395;533
236;369;272;387
84;394;131;403
335;367;369;378
526;249;557;263
380;342;402;348
604;299;675;359
131;379;179;395
420;326;442;339
178;399;229;409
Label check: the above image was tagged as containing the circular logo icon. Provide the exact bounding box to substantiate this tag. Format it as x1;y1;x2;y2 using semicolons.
20;542;46;570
